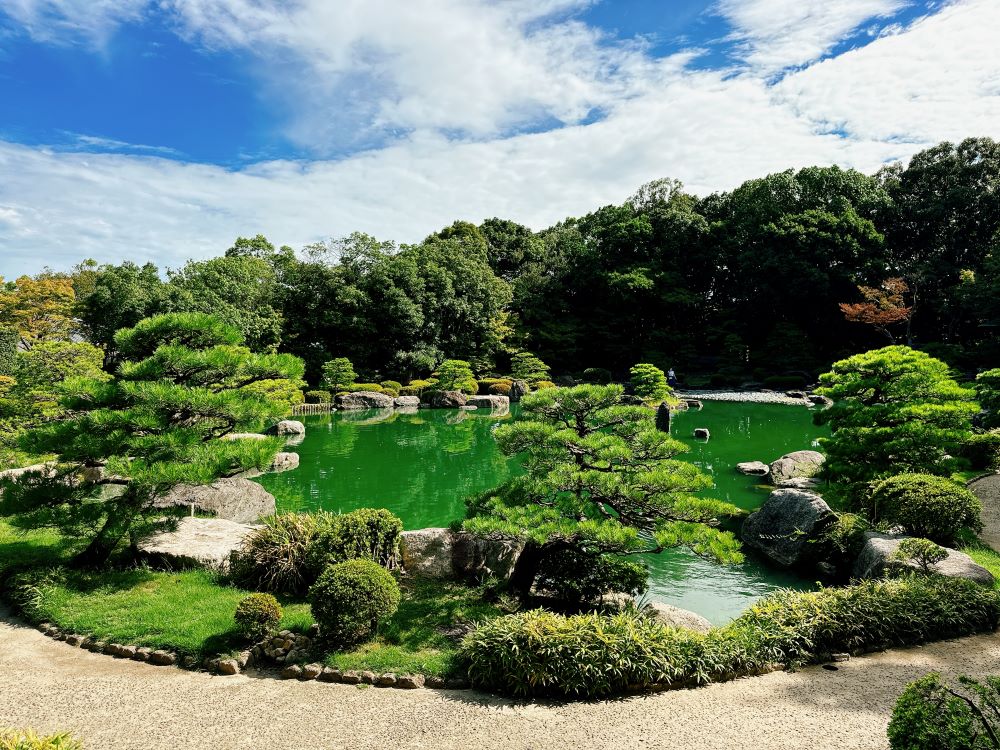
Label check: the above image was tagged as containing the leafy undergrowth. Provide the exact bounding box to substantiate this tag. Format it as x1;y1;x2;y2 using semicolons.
15;567;312;657
322;578;503;677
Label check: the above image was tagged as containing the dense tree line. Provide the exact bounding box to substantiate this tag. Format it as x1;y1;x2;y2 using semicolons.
4;136;1000;385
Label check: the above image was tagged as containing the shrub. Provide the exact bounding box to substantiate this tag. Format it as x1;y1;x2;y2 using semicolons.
511;351;550;384
977;368;1000;429
379;380;402;397
534;548;647;605
309;559;401;646
762;375;807;390
407;379;433;393
460;575;1000;698
582;367;613;384
234;592;283;641
888;673;1000;750
349;382;384;393
478;378;512;392
533;380;556;390
306;508;403;576
865;474;983;545
812;512;869;574
304;390;332;404
489;382;512;396
893;538;949;575
434;360;478;394
0;327;17;378
0;729;83;750
320;357;356;392
229;512;333;595
959;432;1000;471
630;363;669;402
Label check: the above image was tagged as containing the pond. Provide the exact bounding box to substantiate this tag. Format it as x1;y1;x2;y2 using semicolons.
255;400;828;624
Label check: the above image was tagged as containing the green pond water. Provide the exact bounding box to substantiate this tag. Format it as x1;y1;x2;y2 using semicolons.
256;401;828;624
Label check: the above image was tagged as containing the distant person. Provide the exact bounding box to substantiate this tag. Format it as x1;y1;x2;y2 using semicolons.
667;368;678;388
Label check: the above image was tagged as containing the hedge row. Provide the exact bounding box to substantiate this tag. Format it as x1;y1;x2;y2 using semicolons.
460;575;1000;697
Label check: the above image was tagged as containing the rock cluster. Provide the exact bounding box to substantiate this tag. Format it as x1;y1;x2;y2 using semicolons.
336;391;395;410
258;630;315;665
399;528;524;581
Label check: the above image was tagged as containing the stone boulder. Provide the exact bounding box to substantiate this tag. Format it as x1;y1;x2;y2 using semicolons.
736;461;770;477
648;602;713;634
399;528;454;578
693;428;710;439
270;452;300;473
466;395;510;413
852;532;995;586
221;432;269;441
270;420;305;436
399;528;523;581
136;517;256;571
394;395;421;407
155;477;276;523
509;380;530;402
685;399;704;410
336;391;395;410
741;488;835;567
428;390;467;408
769;450;825;485
808;394;833;408
776;476;823;491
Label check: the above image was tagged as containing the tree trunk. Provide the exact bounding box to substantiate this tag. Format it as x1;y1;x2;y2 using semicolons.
509;541;543;598
71;499;138;568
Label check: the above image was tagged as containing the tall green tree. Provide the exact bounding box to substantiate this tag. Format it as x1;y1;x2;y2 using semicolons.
321;357;357;391
815;346;977;498
465;384;743;594
0;313;304;567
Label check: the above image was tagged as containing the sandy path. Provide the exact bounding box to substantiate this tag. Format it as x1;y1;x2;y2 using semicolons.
2;613;999;750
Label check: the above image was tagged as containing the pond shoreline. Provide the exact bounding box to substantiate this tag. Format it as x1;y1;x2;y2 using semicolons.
677;390;814;406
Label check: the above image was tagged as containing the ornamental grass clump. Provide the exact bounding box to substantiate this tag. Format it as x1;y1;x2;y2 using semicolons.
234;592;283;641
0;729;83;750
229;512;333;596
309;559;400;646
306;507;403;576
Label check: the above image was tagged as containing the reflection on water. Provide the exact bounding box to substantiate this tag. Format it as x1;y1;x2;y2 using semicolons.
256;400;827;625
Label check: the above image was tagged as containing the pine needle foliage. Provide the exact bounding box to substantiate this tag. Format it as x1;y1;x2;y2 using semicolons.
465;384;743;593
0;312;304;567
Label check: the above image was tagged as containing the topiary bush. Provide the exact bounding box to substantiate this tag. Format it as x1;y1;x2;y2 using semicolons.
533;380;556;390
379;380;401;397
349;382;384;393
534;548;647;605
229;512;334;595
460;575;1000;698
888;673;1000;750
865;473;983;545
309;559;401;646
304;390;332;404
489;382;512;396
629;363;669;402
582;367;613;384
234;592;283;641
306;507;403;576
0;729;84;750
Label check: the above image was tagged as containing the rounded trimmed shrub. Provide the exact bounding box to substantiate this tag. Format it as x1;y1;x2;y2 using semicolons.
306;507;403;576
304;389;332;404
533;380;556;390
229;512;334;595
349;382;384;393
489;382;512;396
865;473;983;545
234;592;283;641
582;367;613;384
309;559;401;646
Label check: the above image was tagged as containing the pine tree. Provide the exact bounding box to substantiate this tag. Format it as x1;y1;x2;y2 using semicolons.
0;313;305;567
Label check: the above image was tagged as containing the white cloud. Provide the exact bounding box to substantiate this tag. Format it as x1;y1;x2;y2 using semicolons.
0;0;147;45
715;0;910;72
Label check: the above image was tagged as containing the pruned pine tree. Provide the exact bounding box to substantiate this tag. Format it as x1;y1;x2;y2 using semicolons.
0;313;305;568
465;384;743;595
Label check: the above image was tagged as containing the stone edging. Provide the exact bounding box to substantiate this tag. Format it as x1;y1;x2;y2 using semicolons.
31;621;468;691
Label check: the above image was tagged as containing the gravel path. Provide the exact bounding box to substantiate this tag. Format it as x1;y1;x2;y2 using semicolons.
2;611;999;750
969;474;1000;551
677;390;813;406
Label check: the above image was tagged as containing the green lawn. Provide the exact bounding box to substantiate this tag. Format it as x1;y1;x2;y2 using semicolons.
324;578;503;677
966;541;1000;590
0;519;68;580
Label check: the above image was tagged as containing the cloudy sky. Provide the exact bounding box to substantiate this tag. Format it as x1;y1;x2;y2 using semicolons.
0;0;998;276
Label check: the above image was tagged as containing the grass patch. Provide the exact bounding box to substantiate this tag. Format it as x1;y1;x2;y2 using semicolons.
16;567;312;656
323;578;503;677
966;542;1000;590
0;519;68;581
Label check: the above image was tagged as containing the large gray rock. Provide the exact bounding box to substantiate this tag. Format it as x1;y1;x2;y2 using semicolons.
968;474;1000;551
777;476;823;490
428;390;467;408
509;380;529;402
270;420;305;436
466;395;510;413
736;461;770;477
399;528;454;578
336;391;395;410
270;452;300;473
852;532;995;586
155;477;276;523
452;533;524;581
741;489;835;567
136;517;256;571
399;528;523;580
769;450;825;484
394;395;421;407
648;602;713;634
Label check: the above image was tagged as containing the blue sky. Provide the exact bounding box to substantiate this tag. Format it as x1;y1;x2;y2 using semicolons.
0;0;997;275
